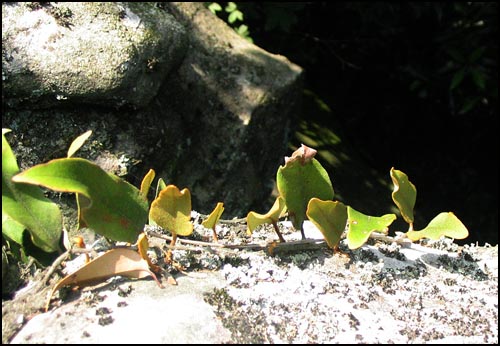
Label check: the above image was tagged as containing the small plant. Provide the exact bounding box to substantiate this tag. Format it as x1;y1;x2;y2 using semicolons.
276;144;334;239
305;152;468;250
149;184;193;261
3;130;470;312
247;196;287;242
207;2;253;43
202;202;225;242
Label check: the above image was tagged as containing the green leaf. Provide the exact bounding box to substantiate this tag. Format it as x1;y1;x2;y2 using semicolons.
470;68;486;90
208;2;222;14
2;130;62;252
347;207;396;250
149;185;193;237
450;68;466;90
202;202;225;230
468;46;485;63
228;10;243;23
155;178;168;200
12;158;148;243
67;130;92;158
247;196;286;235
276;144;334;230
2;213;26;246
390;168;416;225
406;212;469;241
459;97;480;115
225;2;237;12
306;198;347;249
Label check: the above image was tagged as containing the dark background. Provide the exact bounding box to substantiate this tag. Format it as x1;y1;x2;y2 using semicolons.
217;2;498;245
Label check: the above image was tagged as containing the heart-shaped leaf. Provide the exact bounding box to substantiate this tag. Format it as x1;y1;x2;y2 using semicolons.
247;196;286;235
390;167;416;225
406;212;469;241
276;144;334;230
2;130;62;252
347;207;396;249
47;247;162;311
67;130;92;158
12;158;148;243
149;185;193;237
306;198;347;249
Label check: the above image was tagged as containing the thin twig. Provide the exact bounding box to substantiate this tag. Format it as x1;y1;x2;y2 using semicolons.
145;229;327;253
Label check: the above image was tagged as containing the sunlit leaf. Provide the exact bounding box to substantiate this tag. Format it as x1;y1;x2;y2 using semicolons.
67;130;92;158
47;247;162;311
347;207;396;249
306;198;347;249
137;232;161;272
12;158;148;243
202;202;225;230
2;213;25;246
208;2;222;13
149;185;193;237
140;169;155;200
390;168;416;225
228;10;243;23
406;212;468;241
225;2;237;12
2;130;62;252
203;202;225;242
247;196;286;235
277;144;334;231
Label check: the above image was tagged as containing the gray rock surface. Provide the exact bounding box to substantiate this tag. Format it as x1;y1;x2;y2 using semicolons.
2;2;303;219
10;274;231;344
2;2;187;109
6;221;498;344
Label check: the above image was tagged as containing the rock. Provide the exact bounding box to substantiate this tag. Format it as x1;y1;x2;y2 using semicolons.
10;273;232;344
2;2;303;219
2;2;187;109
5;221;498;344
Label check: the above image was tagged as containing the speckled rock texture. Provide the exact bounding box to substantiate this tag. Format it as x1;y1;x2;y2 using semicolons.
3;220;498;344
2;2;303;220
2;2;187;109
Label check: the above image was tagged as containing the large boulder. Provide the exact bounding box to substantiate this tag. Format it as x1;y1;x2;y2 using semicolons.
2;2;303;223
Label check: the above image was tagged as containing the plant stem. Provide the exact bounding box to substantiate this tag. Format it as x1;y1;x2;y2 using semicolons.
272;221;286;243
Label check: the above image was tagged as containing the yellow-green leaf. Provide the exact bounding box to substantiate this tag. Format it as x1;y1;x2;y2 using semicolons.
140;169;155;200
406;212;469;241
347;207;396;249
202;202;225;230
149;185;193;237
390;167;416;224
306;198;347;249
247;196;286;235
2;130;62;252
12;158;148;243
67;130;92;158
